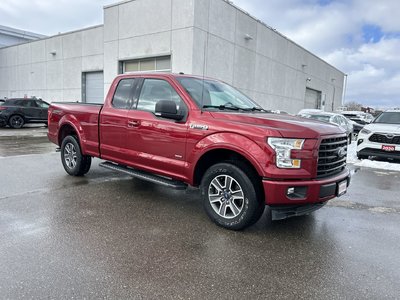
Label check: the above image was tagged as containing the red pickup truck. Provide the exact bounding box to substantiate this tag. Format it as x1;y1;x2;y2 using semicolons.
48;73;350;230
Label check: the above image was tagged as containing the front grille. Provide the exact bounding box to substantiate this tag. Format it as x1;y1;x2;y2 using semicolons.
369;133;400;145
317;136;347;178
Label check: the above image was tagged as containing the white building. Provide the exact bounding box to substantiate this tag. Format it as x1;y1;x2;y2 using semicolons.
0;25;45;48
0;0;344;113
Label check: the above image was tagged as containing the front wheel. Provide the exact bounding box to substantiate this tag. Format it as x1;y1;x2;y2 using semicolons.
201;162;264;230
61;135;92;176
9;115;25;129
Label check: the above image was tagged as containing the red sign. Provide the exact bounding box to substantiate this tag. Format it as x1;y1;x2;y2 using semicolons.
382;145;395;152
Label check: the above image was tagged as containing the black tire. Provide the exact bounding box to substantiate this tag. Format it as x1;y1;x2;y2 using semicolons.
201;162;264;230
9;115;25;129
61;135;92;176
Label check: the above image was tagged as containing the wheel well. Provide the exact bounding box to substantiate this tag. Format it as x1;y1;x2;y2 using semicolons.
9;114;25;122
58;124;77;146
193;149;261;187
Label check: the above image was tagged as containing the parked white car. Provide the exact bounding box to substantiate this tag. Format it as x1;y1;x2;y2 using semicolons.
341;111;374;124
297;110;353;144
356;110;400;160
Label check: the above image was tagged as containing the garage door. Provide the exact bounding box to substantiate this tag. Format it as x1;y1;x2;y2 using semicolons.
304;88;322;109
83;72;104;103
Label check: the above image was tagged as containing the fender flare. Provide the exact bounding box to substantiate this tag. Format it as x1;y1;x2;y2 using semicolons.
58;114;88;154
190;132;268;182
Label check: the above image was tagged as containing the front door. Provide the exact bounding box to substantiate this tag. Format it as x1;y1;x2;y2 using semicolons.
126;78;188;180
34;100;50;121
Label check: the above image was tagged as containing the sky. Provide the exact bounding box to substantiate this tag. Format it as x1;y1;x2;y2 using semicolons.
1;0;399;108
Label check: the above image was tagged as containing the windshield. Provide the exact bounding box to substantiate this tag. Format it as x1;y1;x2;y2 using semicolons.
176;77;263;111
303;114;331;123
374;112;400;124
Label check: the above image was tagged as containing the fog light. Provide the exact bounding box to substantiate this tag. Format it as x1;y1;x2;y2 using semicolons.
287;187;295;195
357;139;364;146
286;186;307;199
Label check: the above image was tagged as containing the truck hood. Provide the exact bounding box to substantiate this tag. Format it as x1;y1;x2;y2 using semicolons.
364;123;400;134
209;112;345;138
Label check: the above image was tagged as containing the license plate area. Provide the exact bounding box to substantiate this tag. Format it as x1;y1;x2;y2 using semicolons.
382;145;395;151
337;180;347;197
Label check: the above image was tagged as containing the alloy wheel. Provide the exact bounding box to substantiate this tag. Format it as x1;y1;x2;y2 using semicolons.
208;175;245;219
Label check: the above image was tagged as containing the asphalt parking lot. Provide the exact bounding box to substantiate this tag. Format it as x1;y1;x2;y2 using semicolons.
1;127;399;299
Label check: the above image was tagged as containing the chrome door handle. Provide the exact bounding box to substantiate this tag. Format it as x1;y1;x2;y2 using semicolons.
128;120;140;127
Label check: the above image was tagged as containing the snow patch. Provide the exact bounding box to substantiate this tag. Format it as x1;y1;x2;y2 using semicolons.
368;207;397;214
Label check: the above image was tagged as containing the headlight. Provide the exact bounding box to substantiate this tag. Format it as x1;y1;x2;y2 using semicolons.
267;138;305;169
360;128;371;135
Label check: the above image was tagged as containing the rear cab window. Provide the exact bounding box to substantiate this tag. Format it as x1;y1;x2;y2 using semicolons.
112;79;137;109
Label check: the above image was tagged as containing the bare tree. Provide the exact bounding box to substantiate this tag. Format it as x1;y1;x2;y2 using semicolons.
345;101;363;111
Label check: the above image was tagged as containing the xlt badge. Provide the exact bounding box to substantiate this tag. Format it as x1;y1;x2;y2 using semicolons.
190;124;209;130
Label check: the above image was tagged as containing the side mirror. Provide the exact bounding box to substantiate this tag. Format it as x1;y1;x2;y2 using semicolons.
155;100;184;121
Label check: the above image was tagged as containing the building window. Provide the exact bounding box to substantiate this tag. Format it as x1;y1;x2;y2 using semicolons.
122;56;171;73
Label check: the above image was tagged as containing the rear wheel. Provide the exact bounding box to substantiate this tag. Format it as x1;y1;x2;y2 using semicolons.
201;162;264;230
61;135;92;176
9;115;25;129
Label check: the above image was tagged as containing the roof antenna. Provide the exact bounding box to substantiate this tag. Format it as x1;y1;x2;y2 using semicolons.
200;37;208;114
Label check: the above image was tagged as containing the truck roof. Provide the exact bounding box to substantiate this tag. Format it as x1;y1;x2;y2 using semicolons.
114;72;218;81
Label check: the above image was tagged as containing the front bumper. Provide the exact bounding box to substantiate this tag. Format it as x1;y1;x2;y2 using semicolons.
357;134;400;159
358;148;400;159
262;168;351;206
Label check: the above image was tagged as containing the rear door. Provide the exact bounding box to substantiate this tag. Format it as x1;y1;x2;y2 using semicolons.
99;78;141;164
18;100;38;121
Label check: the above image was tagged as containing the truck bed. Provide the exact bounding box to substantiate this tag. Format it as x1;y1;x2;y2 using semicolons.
47;102;103;157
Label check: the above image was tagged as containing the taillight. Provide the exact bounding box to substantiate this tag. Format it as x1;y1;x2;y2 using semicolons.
0;107;6;110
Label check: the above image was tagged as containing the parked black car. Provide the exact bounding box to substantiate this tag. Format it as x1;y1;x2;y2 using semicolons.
0;98;50;128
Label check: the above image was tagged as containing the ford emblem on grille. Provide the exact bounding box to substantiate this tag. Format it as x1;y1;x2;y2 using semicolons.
337;146;347;158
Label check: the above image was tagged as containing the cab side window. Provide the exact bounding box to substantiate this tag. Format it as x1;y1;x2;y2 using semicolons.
26;100;38;108
35;100;49;108
112;79;136;109
15;100;28;107
137;79;184;113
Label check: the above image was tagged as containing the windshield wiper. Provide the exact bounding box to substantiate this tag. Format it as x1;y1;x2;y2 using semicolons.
248;107;267;112
202;105;268;112
202;105;240;111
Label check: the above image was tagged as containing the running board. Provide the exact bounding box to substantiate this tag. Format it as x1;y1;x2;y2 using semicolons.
99;161;187;190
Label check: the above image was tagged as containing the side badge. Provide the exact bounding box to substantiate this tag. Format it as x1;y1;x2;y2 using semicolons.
190;124;209;130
